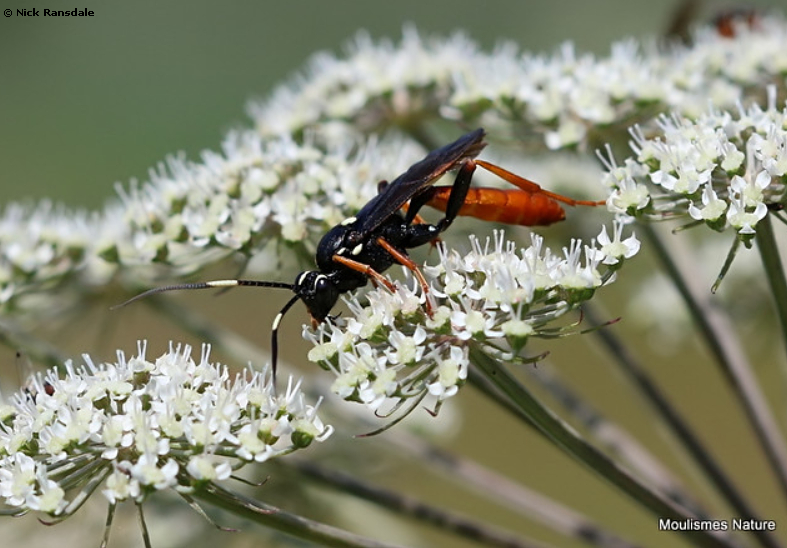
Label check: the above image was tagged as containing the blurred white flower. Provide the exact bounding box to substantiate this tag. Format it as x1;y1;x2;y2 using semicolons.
250;17;787;150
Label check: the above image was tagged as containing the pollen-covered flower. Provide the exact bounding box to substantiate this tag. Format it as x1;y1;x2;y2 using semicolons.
0;341;331;530
305;228;636;420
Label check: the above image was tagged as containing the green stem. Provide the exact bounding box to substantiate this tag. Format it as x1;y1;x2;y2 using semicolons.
755;214;787;362
383;430;641;548
154;298;589;547
288;459;544;548
641;223;787;501
469;345;736;548
585;303;780;548
195;482;406;548
521;356;706;513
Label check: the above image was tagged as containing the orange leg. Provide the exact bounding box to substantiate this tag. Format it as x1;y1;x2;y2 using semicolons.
333;243;434;317
332;255;397;292
375;237;434;317
475;159;605;207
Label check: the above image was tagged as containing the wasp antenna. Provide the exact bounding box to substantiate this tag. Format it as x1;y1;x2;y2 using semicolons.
112;279;294;310
111;282;219;309
270;294;301;386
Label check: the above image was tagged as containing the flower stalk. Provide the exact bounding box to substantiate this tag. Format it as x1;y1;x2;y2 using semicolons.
755;214;787;364
468;345;736;548
194;482;403;548
641;223;787;501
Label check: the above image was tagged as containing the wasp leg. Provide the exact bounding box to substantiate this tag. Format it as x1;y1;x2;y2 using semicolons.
381;179;439;243
476;159;605;207
332;254;397;293
376;237;434;317
407;159;476;229
398;202;429;226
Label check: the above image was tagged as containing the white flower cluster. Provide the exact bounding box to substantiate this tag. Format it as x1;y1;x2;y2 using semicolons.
601;93;787;240
0;342;331;517
305;226;638;415
0;128;425;314
4;15;786;316
0;202;100;309
251;17;787;149
103;129;392;269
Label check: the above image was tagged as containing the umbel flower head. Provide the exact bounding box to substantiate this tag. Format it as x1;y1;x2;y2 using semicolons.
0;342;332;521
600;88;787;244
251;17;787;149
305;226;637;423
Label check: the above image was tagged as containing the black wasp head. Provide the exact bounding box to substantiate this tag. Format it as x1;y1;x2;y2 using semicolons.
292;270;341;323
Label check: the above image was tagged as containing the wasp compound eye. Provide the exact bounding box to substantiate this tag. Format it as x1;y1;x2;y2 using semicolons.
293;271;341;323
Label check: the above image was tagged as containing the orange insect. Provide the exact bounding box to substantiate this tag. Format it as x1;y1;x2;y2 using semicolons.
423;158;605;226
712;8;759;38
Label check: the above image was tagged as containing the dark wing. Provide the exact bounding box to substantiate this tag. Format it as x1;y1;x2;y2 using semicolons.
350;128;487;237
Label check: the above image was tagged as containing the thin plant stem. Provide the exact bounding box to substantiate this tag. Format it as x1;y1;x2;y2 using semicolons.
468;345;738;548
381;430;641;548
99;503;116;548
288;458;547;548
584;303;781;548
520;356;709;517
194;482;407;548
755;214;787;364
137;502;152;548
641;223;787;501
468;363;538;429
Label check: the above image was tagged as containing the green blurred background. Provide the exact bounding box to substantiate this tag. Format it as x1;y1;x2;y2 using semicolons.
3;0;777;210
2;1;786;547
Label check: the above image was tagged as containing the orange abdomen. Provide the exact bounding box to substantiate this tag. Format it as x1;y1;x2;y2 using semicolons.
426;187;566;227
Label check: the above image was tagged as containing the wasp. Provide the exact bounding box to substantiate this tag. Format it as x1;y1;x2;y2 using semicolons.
118;129;603;377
